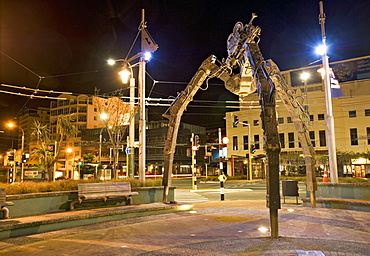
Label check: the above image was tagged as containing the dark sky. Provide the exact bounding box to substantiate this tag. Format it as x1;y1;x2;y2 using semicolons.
1;0;369;151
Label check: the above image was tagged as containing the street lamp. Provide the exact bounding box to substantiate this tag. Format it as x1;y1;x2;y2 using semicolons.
108;9;158;185
300;72;310;113
98;113;108;166
317;1;338;182
66;147;75;179
7;122;24;182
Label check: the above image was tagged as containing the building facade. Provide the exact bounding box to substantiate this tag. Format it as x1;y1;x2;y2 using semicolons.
225;55;370;178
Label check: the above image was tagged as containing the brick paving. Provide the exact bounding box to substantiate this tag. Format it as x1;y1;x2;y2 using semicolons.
0;200;368;255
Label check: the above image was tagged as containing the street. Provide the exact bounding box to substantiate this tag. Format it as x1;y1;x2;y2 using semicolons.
173;178;306;203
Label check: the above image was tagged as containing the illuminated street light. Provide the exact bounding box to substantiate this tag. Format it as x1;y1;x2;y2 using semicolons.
315;44;327;55
108;9;158;185
118;68;132;84
7;122;25;181
300;72;310;81
318;1;338;182
301;72;310;112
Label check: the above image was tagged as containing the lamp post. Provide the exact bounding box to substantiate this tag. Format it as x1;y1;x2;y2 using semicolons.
98;113;108;166
245;123;253;181
66;148;75;179
109;9;158;185
7;122;24;182
318;1;338;183
301;72;310;113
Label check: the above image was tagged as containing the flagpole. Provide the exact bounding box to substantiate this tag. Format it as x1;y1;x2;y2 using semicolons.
319;1;338;183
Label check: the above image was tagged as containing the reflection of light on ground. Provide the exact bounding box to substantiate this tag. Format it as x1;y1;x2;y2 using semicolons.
258;227;269;232
189;210;197;214
287;209;295;212
178;204;193;211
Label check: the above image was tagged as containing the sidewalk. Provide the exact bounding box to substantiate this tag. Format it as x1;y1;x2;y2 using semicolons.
0;200;369;255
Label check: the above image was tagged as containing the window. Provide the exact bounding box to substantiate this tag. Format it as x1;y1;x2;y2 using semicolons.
232;136;238;150
318;114;325;121
242;121;249;127
367;127;370;145
254;135;260;149
78;115;87;122
287;117;293;123
349;110;356;118
350;128;358;145
365;109;370;116
243;135;249;150
319;130;326;147
309;131;316;147
253;120;259;126
288;133;295;148
310;115;314;121
279;133;285;148
278;117;284;124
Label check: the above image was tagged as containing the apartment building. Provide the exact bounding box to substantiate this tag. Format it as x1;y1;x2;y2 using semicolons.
225;55;370;178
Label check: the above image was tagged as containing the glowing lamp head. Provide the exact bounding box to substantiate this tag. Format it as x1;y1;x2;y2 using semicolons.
118;69;131;84
300;72;310;81
143;52;152;61
107;59;116;65
7;122;15;128
66;148;73;153
222;137;229;144
100;112;108;121
316;45;327;55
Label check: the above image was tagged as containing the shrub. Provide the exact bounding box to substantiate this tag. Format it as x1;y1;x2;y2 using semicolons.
1;178;163;195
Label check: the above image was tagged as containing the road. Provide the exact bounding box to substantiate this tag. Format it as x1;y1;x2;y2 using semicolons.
173;178;306;204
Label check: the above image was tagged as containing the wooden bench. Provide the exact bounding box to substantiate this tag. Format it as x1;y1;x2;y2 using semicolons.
69;182;138;211
0;188;14;219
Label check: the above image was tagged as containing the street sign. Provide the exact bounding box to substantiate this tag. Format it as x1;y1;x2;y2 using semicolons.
125;148;131;155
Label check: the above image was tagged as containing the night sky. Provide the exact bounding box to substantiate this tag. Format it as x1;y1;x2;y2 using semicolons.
1;0;369;152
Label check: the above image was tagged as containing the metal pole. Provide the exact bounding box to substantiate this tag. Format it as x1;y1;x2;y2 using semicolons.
138;9;146;186
218;128;225;201
20;128;24;182
191;133;197;190
319;1;338;182
129;77;136;178
99;130;102;164
247;124;253;181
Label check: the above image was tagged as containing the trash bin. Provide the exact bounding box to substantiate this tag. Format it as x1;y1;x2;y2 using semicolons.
282;180;299;204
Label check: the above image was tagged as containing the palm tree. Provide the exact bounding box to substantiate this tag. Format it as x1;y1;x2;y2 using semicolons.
31;115;78;181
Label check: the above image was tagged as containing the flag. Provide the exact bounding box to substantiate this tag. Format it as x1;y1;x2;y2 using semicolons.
317;67;343;98
141;28;159;53
329;68;343;98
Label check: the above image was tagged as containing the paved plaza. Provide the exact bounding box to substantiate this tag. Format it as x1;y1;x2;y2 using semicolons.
0;198;369;255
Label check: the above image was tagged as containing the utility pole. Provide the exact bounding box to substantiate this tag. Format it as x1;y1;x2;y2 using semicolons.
138;9;147;186
319;1;338;183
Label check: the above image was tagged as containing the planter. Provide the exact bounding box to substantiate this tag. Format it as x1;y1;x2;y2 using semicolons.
2;187;175;218
306;182;370;200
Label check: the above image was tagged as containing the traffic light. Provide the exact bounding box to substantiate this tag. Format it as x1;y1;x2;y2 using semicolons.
232;115;239;127
204;156;211;164
22;154;27;163
78;158;83;165
47;144;55;156
7;152;14;162
192;135;200;151
250;144;256;154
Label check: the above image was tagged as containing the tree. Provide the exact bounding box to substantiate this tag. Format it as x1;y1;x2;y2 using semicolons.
80;153;96;179
31;115;78;181
94;94;137;179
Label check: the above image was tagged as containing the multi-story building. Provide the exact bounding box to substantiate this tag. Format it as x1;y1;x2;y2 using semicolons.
80;120;207;178
49;94;106;179
17;107;50;154
225;55;370;178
